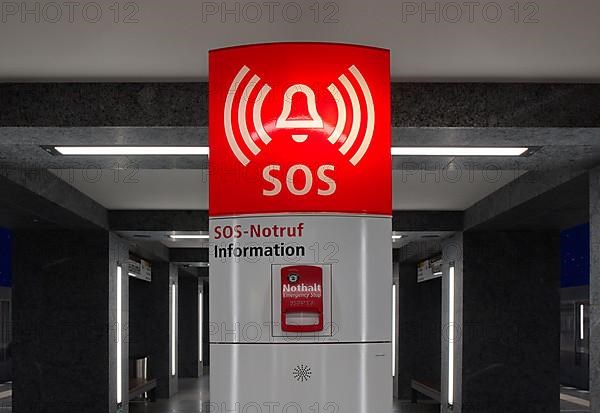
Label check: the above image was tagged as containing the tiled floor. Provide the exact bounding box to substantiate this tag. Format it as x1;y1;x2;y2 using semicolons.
129;377;439;413
560;385;590;412
0;379;589;412
129;377;209;413
129;378;592;413
0;382;11;411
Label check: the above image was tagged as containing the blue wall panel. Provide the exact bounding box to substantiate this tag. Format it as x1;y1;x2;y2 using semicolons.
0;229;11;288
560;223;589;288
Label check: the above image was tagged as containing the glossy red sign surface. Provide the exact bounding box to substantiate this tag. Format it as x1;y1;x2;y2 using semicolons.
281;265;323;333
209;43;391;216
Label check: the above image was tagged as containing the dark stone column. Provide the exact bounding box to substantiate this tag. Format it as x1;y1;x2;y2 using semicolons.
130;261;177;399
589;166;600;410
396;262;442;399
397;263;417;400
460;231;560;413
178;275;199;378
12;229;113;413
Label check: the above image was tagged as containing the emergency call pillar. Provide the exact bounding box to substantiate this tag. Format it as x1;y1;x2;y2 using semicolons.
209;43;392;413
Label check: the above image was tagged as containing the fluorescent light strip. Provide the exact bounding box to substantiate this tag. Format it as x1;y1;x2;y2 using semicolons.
170;234;210;240
52;146;526;157
172;283;177;376
116;265;123;405
580;304;585;340
54;146;209;156
391;147;528;156
174;234;401;241
392;284;397;377
448;265;455;406
199;292;203;363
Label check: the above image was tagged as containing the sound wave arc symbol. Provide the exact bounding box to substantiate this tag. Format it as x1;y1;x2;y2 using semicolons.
224;65;272;166
224;64;375;167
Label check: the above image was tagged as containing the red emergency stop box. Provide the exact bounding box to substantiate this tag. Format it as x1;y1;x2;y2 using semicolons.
280;265;324;333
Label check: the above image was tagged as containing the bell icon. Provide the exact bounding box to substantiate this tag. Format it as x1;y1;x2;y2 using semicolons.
276;84;324;142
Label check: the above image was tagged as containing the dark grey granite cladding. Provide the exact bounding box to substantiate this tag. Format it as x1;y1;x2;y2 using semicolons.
129;277;150;365
462;231;560;413
393;211;463;232
12;229;110;413
178;275;199;378
391;83;600;127
2;83;600;127
0;83;208;127
129;261;172;398
397;263;442;399
110;210;209;233
589;166;600;411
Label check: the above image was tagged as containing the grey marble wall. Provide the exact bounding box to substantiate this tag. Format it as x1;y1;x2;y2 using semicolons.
3;83;600;128
396;263;416;400
178;276;199;378
129;278;151;360
12;229;112;412
460;231;560;413
397;262;442;400
589;167;600;411
129;261;177;399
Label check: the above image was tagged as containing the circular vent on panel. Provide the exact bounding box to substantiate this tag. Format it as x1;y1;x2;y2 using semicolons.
292;364;312;382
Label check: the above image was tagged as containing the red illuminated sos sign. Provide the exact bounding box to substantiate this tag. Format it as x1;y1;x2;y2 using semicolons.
209;43;391;216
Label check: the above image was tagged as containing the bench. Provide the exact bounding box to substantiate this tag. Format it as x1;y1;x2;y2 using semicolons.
411;379;441;404
128;377;157;402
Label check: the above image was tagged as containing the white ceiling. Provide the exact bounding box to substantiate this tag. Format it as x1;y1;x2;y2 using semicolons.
50;169;524;211
1;0;600;81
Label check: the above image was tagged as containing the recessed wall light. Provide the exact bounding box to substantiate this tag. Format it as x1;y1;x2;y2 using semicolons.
391;147;528;156
171;283;177;377
49;146;209;156
116;265;123;405
47;145;527;157
448;263;455;406
169;234;210;240
199;291;203;363
179;262;210;268
392;284;397;377
580;304;585;340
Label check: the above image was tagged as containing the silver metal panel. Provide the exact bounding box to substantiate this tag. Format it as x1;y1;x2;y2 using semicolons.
209;215;392;343
211;343;392;413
